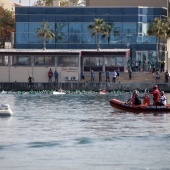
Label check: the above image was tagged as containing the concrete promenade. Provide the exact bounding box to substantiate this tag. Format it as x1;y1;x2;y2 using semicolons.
0;72;169;92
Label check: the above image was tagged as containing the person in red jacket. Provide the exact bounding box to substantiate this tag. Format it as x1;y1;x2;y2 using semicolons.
48;68;53;83
149;84;160;105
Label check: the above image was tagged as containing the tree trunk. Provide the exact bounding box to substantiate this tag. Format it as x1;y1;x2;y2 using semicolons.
43;35;46;50
97;33;100;51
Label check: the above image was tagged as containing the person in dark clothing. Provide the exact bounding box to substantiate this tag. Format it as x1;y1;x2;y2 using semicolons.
99;71;102;83
165;70;169;83
106;70;110;82
54;70;58;83
28;76;34;89
128;68;132;79
160;60;165;72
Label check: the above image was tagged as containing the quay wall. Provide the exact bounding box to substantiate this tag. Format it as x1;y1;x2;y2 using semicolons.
0;82;170;92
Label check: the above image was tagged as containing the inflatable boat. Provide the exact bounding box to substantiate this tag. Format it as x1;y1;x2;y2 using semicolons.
109;98;170;113
0;104;13;116
53;91;66;95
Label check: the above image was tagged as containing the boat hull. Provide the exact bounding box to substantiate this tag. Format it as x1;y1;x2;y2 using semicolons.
110;98;170;113
53;91;66;95
0;109;13;117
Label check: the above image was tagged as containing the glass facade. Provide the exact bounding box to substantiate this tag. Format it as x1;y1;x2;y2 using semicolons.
15;6;167;65
15;6;167;49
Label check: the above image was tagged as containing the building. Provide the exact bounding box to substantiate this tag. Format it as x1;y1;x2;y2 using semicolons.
0;0;21;11
0;0;168;83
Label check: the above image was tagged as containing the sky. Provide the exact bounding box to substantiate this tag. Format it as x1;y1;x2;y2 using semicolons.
12;0;37;6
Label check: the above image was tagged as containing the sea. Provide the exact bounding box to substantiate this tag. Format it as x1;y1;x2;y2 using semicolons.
0;92;170;170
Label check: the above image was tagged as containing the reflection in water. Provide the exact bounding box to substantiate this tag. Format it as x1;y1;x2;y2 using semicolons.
0;93;170;170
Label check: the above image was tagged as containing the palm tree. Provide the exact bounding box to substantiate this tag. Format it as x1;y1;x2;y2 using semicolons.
88;18;110;51
147;17;167;62
36;20;55;50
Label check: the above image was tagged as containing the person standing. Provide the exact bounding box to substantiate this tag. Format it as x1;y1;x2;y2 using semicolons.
160;60;165;72
54;70;58;83
112;70;117;83
159;91;166;105
106;70;110;83
149;84;160;105
155;69;160;83
128;67;132;80
99;71;102;83
165;70;169;83
81;70;85;82
28;76;34;89
91;70;95;83
117;67;120;83
48;68;53;83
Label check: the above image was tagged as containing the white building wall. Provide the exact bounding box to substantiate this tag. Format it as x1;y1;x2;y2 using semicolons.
0;66;79;83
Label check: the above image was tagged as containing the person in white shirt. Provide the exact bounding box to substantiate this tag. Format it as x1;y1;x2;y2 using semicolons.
159;91;166;105
112;70;117;83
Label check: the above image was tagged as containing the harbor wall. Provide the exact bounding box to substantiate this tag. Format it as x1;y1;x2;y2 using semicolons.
0;82;170;92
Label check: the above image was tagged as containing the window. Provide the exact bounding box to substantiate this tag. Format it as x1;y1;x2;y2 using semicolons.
35;56;54;66
57;55;78;67
0;56;8;66
105;56;124;66
83;57;103;66
13;56;31;65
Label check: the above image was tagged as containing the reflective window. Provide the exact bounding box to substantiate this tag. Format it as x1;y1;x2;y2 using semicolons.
16;22;29;32
41;8;56;14
81;33;95;44
55;16;68;22
123;23;136;34
55;23;68;33
123;16;138;22
35;56;54;66
15;7;29;14
81;8;95;15
82;23;89;33
68;8;82;14
56;33;68;43
56;8;68;15
41;15;56;22
83;57;103;66
69;16;83;22
108;16;122;22
16;33;29;43
57;56;78;67
109;8;123;15
13;56;31;65
29;15;42;22
105;56;124;66
29;22;42;32
123;8;138;15
148;51;156;62
15;15;29;22
69;23;81;33
69;33;81;43
95;8;109;15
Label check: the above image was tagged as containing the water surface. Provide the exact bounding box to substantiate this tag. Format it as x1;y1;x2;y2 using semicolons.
0;93;170;170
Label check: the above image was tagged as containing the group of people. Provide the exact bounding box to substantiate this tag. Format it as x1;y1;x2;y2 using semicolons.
127;59;165;73
81;68;121;83
128;84;166;106
48;68;58;83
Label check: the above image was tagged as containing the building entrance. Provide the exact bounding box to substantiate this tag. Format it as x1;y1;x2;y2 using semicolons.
136;51;148;72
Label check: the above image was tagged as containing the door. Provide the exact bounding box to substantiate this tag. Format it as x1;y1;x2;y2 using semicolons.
136;51;148;72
